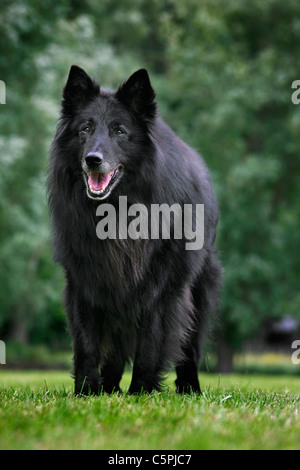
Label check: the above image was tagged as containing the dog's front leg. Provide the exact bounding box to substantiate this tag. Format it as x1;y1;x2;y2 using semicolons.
128;314;165;394
64;284;102;396
72;327;102;396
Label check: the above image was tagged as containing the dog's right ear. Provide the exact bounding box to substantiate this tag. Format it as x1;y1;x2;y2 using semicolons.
62;65;100;115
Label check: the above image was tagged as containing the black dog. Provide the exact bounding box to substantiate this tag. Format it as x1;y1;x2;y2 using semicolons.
48;65;222;395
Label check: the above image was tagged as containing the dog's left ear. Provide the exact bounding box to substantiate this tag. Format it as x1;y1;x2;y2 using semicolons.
116;69;156;119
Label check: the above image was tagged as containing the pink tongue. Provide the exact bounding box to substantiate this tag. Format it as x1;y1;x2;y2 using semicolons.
88;172;112;191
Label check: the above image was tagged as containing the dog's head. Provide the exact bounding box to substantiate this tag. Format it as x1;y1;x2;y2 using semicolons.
60;65;156;201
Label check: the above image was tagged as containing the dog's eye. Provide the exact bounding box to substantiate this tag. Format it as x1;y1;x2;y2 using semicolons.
81;126;91;134
114;127;125;136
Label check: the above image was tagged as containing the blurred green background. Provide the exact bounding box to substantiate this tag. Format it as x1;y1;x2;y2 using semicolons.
1;0;300;374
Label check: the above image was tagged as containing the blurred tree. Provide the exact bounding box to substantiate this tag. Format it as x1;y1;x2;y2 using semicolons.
159;0;300;370
1;0;300;370
0;0;72;343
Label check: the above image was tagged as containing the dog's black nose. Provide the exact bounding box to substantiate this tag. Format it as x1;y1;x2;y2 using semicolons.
85;152;103;169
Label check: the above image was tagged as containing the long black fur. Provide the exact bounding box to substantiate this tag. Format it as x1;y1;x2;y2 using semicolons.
48;66;222;395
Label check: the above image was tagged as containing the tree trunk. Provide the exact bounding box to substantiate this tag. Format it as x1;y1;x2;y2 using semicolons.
9;307;29;344
216;335;234;373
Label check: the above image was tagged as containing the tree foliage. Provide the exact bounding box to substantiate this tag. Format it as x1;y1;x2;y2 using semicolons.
1;0;300;358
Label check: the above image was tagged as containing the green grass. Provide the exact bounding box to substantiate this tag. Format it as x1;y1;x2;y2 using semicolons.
0;370;299;450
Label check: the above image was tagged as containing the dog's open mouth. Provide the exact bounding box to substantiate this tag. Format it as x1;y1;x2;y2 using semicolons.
85;166;123;200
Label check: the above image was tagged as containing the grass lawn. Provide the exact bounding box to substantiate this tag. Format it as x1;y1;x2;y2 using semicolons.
0;370;299;450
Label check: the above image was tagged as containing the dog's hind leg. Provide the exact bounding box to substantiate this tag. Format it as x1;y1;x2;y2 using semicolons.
175;253;222;394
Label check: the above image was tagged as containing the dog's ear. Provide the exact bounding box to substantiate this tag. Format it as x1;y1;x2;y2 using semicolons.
62;65;100;114
116;69;156;119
